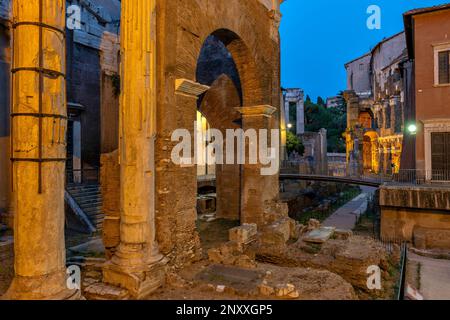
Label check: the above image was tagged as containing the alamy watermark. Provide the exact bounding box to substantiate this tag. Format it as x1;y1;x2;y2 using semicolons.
67;5;81;30
366;265;382;290
66;265;81;290
171;122;280;176
367;5;381;30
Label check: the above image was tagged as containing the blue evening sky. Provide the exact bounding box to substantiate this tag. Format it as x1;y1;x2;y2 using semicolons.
280;0;449;101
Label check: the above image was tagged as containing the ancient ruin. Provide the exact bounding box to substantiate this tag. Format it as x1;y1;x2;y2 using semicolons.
0;0;448;302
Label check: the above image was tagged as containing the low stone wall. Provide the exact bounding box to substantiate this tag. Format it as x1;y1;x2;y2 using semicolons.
380;185;450;249
381;208;450;248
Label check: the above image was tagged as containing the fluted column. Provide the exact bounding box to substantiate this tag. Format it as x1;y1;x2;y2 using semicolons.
102;0;166;299
4;0;78;300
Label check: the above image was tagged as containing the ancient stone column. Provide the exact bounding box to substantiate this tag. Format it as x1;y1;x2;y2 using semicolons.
4;0;78;300
102;0;166;299
235;106;279;226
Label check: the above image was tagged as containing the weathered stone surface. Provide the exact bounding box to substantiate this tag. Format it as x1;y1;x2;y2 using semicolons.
380;185;450;211
207;241;257;269
381;206;450;247
334;229;353;240
84;282;130;300
229;224;257;244
256;235;390;295
307;218;321;231
303;227;336;244
413;226;450;250
197;196;216;215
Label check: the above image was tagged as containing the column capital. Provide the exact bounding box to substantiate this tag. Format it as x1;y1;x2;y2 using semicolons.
235;105;276;118
175;78;210;98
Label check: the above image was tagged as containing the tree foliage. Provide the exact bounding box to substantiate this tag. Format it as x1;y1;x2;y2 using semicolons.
304;92;347;153
286;131;305;156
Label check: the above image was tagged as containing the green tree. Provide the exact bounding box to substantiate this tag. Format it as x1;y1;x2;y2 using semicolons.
317;96;326;107
304;92;347;153
286;131;305;156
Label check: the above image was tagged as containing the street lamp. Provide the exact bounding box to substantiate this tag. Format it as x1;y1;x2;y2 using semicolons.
407;123;417;135
287;123;293;129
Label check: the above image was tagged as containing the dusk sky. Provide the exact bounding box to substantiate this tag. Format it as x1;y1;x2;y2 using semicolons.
279;0;450;101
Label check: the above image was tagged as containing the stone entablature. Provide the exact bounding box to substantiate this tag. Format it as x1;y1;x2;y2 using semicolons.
68;0;120;50
380;185;450;211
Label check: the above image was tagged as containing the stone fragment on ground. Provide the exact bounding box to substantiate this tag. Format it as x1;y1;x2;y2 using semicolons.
193;263;356;300
333;229;353;240
229;223;257;244
207;241;257;269
303;227;336;244
84;282;130;300
256;234;393;298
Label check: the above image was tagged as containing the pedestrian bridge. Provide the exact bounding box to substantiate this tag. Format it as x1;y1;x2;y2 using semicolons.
279;173;385;188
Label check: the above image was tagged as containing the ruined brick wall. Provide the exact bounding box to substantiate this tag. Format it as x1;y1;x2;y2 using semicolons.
155;0;281;267
100;150;120;259
99;32;120;154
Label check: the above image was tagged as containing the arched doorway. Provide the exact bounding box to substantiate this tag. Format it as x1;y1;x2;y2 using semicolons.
194;34;243;251
363;131;379;174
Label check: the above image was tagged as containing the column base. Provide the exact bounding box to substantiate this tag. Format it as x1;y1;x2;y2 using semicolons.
1;271;81;300
103;256;167;299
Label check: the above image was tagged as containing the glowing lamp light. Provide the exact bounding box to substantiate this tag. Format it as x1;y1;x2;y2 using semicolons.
407;124;417;135
287;123;293;129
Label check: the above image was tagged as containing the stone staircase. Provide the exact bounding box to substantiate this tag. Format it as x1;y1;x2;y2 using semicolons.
66;183;104;232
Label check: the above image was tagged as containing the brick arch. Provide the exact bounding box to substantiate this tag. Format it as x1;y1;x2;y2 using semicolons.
198;74;241;132
155;0;280;265
171;0;277;107
205;28;264;106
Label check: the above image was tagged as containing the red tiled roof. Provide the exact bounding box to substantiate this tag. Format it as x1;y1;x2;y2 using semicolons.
403;3;450;17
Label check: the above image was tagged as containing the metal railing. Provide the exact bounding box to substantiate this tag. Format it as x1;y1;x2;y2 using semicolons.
396;242;408;300
281;160;450;186
389;169;450;185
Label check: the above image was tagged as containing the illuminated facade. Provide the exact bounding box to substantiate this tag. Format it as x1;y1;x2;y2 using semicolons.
344;32;407;176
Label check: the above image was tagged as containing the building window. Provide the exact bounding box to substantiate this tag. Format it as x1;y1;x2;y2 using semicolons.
431;132;450;176
424;120;450;181
438;50;450;84
434;44;450;85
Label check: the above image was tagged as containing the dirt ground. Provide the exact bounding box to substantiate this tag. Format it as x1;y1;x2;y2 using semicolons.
148;260;356;300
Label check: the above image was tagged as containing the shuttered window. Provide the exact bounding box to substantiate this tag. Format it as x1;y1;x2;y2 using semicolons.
438;51;450;85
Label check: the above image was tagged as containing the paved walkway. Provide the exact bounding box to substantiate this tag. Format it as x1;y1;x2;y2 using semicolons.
409;253;450;300
322;186;376;230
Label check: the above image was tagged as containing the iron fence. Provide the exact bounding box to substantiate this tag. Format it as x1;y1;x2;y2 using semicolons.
280;160;450;186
